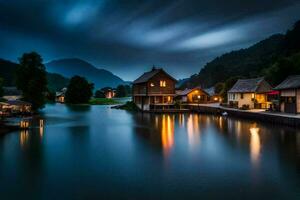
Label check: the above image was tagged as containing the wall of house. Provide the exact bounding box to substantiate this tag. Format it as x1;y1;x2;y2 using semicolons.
133;83;147;95
147;73;175;95
186;89;209;103
228;93;254;108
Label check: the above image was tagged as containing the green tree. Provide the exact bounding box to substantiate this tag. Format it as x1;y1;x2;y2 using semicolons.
223;76;243;102
115;85;126;97
65;76;94;104
16;52;48;111
214;82;225;95
0;77;3;97
94;89;105;98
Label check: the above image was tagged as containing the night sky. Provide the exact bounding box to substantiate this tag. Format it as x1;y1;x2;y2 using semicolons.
1;0;300;81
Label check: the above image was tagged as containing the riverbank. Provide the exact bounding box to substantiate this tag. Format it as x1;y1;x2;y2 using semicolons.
152;103;300;127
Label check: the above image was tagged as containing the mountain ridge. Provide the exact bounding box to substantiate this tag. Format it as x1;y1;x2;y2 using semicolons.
45;58;125;89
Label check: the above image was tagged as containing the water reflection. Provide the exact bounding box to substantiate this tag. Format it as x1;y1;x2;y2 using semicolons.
187;114;200;147
161;115;174;155
250;126;261;166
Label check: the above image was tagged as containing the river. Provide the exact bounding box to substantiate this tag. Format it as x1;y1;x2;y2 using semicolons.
0;104;299;199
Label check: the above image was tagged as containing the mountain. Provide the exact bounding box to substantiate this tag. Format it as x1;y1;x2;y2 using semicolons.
181;34;285;88
46;73;69;91
0;58;69;91
0;58;19;86
45;58;125;89
182;20;300;89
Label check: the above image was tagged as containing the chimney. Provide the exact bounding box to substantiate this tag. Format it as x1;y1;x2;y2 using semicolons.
151;65;156;71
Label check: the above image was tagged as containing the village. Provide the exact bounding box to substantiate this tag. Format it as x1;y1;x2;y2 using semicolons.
129;67;300;126
1;66;300;129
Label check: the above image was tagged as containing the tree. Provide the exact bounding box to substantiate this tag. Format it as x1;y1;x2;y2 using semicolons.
65;76;94;104
0;78;3;97
16;52;48;111
214;82;225;95
115;85;126;97
223;76;243;102
94;89;105;98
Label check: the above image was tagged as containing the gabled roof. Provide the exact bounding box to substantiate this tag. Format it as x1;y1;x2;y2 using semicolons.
228;77;271;93
7;100;31;106
176;86;209;96
274;75;300;90
133;68;177;84
204;87;216;96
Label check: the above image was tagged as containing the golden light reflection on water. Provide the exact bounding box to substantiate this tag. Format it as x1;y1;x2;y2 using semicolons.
187;114;200;147
161;115;174;155
250;126;261;165
20;130;29;149
178;114;185;127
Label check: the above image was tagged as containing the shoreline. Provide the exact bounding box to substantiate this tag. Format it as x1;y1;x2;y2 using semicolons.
137;104;300;127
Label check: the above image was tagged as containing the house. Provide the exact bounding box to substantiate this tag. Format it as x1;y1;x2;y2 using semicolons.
56;88;67;103
3;87;22;100
6;100;32;114
132;67;177;110
204;87;222;103
274;75;300;114
227;77;273;109
105;89;115;99
175;87;210;104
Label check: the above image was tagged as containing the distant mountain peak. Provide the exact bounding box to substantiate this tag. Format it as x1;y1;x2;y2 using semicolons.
45;58;125;88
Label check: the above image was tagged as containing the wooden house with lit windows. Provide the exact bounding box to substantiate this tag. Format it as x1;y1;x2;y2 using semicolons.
175;87;211;103
274;75;300;114
227;77;272;109
132;67;177;111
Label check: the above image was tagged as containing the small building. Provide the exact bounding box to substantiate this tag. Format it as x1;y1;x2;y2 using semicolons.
132;67;177;111
204;87;222;103
228;77;272;109
274;75;300;114
6;100;32;114
3;87;22;100
176;87;210;104
105;89;115;99
56;88;67;103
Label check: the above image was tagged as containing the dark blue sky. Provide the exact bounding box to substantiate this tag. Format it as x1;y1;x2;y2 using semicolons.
1;0;300;81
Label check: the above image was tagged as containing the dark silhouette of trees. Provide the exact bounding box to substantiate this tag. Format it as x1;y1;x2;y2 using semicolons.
0;78;3;97
94;89;105;98
65;76;94;104
16;52;47;110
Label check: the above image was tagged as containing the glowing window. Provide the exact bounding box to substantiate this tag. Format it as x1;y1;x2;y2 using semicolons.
160;81;166;87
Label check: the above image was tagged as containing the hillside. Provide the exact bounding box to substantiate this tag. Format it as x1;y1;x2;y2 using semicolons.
182;34;284;88
0;58;69;91
182;20;300;89
45;58;125;89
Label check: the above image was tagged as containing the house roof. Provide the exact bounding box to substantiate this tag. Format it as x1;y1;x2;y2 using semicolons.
204;87;216;96
274;75;300;90
228;77;271;93
7;100;32;106
133;68;177;84
176;86;209;96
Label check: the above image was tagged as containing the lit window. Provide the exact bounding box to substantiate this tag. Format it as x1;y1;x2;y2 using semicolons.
160;80;166;87
150;83;155;87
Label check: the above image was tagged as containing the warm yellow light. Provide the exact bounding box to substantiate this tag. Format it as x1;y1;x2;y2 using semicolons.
250;127;261;166
251;93;255;99
160;80;166;87
214;97;218;101
150;83;155;87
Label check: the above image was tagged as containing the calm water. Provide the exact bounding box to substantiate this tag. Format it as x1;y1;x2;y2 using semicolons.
0;104;300;200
